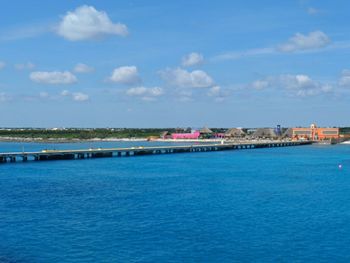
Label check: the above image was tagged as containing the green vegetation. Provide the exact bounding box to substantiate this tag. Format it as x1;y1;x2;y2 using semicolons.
0;128;177;140
340;127;350;134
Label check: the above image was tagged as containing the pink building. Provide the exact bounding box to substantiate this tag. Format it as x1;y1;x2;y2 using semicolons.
214;133;225;139
171;131;200;139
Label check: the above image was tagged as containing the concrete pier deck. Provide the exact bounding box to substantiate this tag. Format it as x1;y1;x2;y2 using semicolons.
0;141;311;164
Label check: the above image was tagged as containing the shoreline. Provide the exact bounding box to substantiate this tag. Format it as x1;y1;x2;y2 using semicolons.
0;137;225;143
0;136;296;144
0;137;148;143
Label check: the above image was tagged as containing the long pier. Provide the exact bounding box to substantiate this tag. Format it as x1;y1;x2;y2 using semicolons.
0;141;312;164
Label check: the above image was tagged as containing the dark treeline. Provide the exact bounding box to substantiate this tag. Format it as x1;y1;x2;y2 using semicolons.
340;127;350;134
0;128;178;139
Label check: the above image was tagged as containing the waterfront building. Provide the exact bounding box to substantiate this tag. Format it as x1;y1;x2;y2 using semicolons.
199;127;213;134
199;127;213;139
225;128;246;138
282;128;293;138
171;130;200;140
214;133;225;139
251;128;281;139
292;124;339;141
160;131;170;139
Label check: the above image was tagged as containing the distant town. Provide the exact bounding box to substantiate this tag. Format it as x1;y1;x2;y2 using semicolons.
0;124;349;144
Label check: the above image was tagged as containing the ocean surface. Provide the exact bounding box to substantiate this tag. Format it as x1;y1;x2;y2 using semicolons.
1;142;350;263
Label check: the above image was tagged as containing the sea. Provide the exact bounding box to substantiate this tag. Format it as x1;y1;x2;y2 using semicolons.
1;141;350;263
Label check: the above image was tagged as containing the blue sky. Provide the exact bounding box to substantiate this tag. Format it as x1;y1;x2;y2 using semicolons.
0;0;350;128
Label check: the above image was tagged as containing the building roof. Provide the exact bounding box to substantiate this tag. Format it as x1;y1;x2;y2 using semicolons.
251;128;280;138
160;131;169;137
200;127;213;133
225;128;246;137
282;128;293;138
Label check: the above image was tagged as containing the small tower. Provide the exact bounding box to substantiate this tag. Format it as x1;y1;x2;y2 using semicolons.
310;123;318;140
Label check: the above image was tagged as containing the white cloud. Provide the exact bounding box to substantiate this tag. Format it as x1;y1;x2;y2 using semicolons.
73;63;94;73
207;86;221;96
211;48;274;61
61;90;70;96
109;66;141;85
160;68;214;88
339;69;350;87
252;74;333;97
15;62;35;70
30;71;77;85
59;90;89;101
211;31;348;62
126;86;163;101
277;31;330;52
29;71;78;84
57;5;128;41
182;52;204;67
0;61;6;70
207;85;229;101
252;79;269;90
72;92;89;101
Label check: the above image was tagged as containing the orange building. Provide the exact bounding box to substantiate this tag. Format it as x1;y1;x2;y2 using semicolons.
292;124;339;141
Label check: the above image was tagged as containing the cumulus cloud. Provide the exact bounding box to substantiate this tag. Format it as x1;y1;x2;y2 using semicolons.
0;61;6;70
280;74;332;96
109;66;141;85
57;5;128;41
277;31;330;52
30;71;77;84
160;68;214;88
126;86;163;101
15;62;35;70
73;63;94;73
252;74;332;97
339;69;350;87
182;52;204;67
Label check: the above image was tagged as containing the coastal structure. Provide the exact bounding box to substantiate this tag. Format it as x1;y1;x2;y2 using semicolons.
225;128;246;138
199;127;213;135
292;124;339;141
282;128;293;138
169;127;224;140
251;125;283;139
0;140;312;164
171;130;200;140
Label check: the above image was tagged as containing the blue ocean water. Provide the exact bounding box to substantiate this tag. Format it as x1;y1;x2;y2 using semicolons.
1;142;350;263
